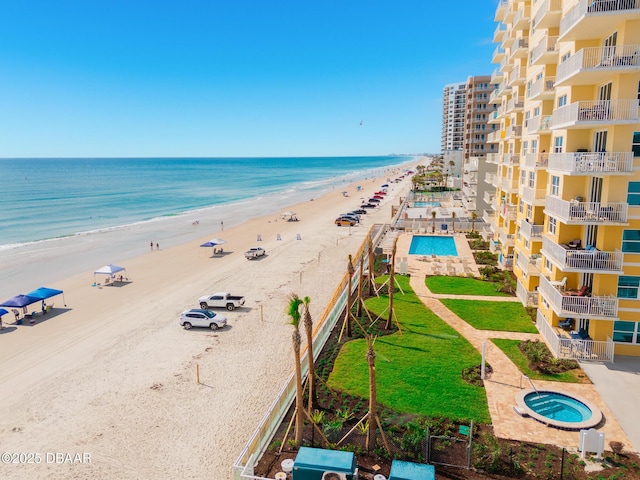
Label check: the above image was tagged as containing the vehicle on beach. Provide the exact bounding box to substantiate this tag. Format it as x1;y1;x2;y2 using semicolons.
339;214;360;223
199;292;245;311
367;198;381;203
351;209;367;215
374;191;387;195
244;247;266;259
335;218;356;226
179;309;227;330
360;203;377;209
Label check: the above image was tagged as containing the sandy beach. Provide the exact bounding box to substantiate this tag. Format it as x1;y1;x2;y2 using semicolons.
0;163;418;480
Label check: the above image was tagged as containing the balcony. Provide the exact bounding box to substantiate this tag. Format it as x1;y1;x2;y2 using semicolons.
492;45;505;63
520;220;544;242
530;35;559;65
551;99;640;129
510;38;529;59
520;185;546;205
513;4;531;30
502;153;520;166
499;228;515;247
488;110;501;124
508;66;526;86
505;125;522;139
533;0;562;29
526;115;553;135
539;275;619;319
485;172;496;185
560;0;640;42
556;45;640;86
542;237;624;273
544;196;628;225
483;209;496;226
528;76;555;101
484;190;495;205
490;68;504;85
500;57;513;73
499;203;518;221
486;153;500;165
481;225;495;242
547;151;633;175
517;278;539;307
487;130;501;143
516;251;541;277
494;0;508;22
500;176;519;194
494;23;507;43
507;96;524;112
523;153;549;170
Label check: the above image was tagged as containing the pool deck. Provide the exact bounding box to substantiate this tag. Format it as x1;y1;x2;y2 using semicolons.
397;232;633;452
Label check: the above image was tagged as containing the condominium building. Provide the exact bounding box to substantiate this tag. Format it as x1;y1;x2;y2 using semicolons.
442;81;467;152
489;0;640;360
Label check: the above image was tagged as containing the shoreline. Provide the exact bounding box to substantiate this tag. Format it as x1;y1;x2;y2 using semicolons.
0;159;420;480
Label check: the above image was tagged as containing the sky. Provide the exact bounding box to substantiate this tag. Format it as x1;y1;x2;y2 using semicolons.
0;0;499;158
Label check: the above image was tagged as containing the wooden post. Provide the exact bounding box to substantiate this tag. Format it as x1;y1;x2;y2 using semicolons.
260;304;264;322
196;363;200;384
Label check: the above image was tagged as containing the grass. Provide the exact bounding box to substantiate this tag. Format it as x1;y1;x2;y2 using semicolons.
492;339;585;383
425;275;510;296
327;275;491;423
439;299;538;333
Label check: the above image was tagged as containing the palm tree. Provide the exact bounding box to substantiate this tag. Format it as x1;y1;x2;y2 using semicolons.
384;239;396;330
471;211;477;233
346;255;354;337
366;336;377;451
451;211;456;233
431;210;437;233
302;296;317;413
287;294;304;446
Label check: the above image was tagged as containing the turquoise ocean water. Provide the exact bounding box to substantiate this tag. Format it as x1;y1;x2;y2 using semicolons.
0;156;414;248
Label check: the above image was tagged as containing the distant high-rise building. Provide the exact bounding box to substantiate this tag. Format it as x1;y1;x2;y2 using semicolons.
441;82;467;152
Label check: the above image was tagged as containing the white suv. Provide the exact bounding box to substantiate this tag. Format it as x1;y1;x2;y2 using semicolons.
179;309;227;330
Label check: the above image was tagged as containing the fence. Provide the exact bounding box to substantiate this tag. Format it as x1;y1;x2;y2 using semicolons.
232;223;390;479
427;422;474;469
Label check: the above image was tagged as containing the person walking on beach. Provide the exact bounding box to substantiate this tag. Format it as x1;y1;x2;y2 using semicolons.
221;220;224;231
156;242;159;250
150;241;153;250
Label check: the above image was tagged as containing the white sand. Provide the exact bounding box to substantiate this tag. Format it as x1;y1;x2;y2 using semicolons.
0;165;417;480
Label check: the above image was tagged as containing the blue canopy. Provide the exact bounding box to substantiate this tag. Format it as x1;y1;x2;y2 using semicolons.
0;294;40;308
26;287;64;301
0;308;8;317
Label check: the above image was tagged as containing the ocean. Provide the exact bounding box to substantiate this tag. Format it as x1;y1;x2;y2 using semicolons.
0;156;415;248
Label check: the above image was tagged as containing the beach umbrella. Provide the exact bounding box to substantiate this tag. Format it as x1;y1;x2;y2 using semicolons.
200;241;216;248
0;294;40;308
208;238;227;245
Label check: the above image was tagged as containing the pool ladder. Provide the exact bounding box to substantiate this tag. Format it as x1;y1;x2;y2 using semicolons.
522;375;539;394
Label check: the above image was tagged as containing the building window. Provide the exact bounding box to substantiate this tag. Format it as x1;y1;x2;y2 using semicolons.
527;204;533;220
520;170;526;186
618;276;640;299
628;182;640;206
528;171;535;188
612;321;640;344
531;139;538;153
558;95;567;107
554;137;563;153
633;132;640;157
523;140;528;154
551;175;560;196
534;106;540;117
549;217;557;235
519;199;524;213
622;230;640;253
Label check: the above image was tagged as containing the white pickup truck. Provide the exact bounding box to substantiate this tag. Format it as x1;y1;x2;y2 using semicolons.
199;292;246;311
244;247;266;259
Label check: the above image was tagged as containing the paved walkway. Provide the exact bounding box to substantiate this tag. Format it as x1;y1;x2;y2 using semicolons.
395;232;632;451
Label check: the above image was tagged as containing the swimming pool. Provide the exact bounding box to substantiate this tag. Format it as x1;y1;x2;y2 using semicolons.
515;389;602;430
414;201;441;207
408;236;458;256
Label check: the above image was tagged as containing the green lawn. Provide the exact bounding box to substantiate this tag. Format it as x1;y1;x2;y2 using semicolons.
492;339;585;383
439;299;538;333
425;275;510;296
327;276;491;423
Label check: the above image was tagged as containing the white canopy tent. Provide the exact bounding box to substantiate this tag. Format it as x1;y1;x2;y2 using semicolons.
94;264;127;283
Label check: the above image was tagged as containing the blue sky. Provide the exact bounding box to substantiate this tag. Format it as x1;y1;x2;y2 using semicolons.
1;0;498;157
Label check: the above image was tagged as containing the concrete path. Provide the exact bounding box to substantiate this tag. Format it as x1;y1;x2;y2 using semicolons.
396;232;632;451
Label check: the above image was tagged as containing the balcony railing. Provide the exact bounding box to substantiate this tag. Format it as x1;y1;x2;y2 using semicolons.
507;96;524;111
556;45;640;85
485;172;496;184
508;66;525;86
520;221;544;241
505;125;522;139
530;35;558;65
489;87;501;103
516;252;541;277
539;275;619;319
510;38;529;59
499;229;515;247
541;237;624;273
493;23;507;43
547;151;633;175
503;153;520;165
499;203;518;220
483;190;495;205
533;0;562;29
492;45;505;63
544;196;628;224
517;279;539;307
494;0;508;22
560;0;640;40
487;131;501;143
521;185;546;205
526;115;553;135
513;4;531;29
523;153;549;170
551;99;640;129
483;209;496;226
486;153;500;164
528;76;555;100
536;310;614;362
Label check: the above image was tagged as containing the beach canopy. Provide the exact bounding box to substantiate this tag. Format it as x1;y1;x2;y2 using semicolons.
0;294;40;308
26;287;66;306
0;308;8;317
200;238;226;248
94;264;126;281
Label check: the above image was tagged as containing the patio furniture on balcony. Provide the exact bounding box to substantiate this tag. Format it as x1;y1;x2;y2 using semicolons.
549;276;568;290
559;318;575;330
570;328;590;340
563;285;589;297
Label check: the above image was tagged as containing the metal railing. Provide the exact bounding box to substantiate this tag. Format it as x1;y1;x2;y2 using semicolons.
520;185;546;204
561;0;640;38
541;237;624;272
528;76;555;99
557;45;640;84
544;196;628;224
530;35;558;65
539;275;619;319
523;152;549;169
547;151;633;174
519;221;544;241
516;278;539;307
536;311;614;362
552;99;640;127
